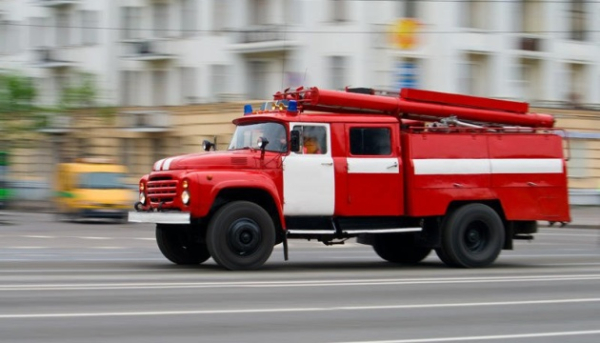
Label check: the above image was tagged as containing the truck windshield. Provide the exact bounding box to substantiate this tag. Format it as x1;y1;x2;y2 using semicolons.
78;172;127;189
228;122;287;153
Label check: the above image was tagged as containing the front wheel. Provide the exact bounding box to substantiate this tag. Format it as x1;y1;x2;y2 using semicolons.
437;203;505;268
156;224;211;265
206;201;275;270
372;233;431;264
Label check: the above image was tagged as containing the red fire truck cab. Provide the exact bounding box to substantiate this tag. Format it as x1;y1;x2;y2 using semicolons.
129;87;570;270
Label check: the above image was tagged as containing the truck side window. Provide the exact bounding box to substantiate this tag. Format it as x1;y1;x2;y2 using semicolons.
292;125;327;155
350;127;391;155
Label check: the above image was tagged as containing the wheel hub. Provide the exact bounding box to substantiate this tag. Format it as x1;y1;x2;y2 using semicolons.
464;222;487;252
228;218;262;256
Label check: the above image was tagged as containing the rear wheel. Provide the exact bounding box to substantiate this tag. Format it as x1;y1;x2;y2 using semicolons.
437;203;505;268
206;201;275;270
372;233;431;264
156;224;211;265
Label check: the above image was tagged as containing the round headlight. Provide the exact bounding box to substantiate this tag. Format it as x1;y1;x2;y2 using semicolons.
181;190;190;205
139;192;146;205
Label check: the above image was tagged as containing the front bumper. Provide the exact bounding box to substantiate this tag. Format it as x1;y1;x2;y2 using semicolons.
128;211;191;224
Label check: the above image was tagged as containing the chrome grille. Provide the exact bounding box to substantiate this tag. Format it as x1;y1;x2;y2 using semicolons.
147;177;178;204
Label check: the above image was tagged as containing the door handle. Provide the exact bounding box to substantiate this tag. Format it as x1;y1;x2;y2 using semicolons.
527;182;537;187
321;162;333;166
387;162;398;169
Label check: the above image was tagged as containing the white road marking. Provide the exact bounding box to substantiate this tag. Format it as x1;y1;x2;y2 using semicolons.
0;297;599;320
333;329;600;343
77;237;113;240
1;274;600;291
8;246;44;249
23;235;55;239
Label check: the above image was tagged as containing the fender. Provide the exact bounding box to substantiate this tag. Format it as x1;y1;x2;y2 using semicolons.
189;171;285;229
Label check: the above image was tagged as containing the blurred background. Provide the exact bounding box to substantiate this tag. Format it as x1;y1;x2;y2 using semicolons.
0;0;599;212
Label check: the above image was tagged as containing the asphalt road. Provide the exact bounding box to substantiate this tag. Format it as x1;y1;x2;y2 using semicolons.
1;211;600;343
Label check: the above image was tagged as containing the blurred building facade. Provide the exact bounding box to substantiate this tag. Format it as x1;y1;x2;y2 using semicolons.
1;0;599;205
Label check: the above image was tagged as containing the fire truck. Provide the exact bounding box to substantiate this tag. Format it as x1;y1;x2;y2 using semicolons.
129;87;570;270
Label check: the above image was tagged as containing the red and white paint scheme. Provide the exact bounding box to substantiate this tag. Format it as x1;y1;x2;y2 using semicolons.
129;86;570;271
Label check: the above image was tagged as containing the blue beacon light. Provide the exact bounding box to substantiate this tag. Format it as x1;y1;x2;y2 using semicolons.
287;100;297;112
244;104;253;115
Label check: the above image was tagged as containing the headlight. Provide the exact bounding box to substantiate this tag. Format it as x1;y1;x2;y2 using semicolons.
139;192;146;205
181;190;190;205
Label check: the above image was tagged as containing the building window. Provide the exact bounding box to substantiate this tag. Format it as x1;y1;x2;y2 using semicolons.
121;71;141;106
57;12;70;47
248;61;268;100
405;0;418;19
459;54;489;96
520;0;543;34
211;64;228;102
213;0;229;32
516;59;543;103
153;3;169;38
180;67;197;103
0;21;7;55
570;0;586;41
81;11;99;45
462;0;488;29
120;138;131;166
152;138;165;165
29;18;44;48
181;0;197;37
330;0;348;22
153;70;168;106
567;63;586;107
350;128;391;156
329;56;348;90
121;7;142;40
250;0;269;26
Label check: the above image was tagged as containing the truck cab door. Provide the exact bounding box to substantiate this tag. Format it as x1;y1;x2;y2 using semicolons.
282;123;335;216
342;124;403;216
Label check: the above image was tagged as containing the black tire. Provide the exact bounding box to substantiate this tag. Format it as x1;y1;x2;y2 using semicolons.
438;203;505;268
206;201;275;270
372;233;431;264
156;224;211;265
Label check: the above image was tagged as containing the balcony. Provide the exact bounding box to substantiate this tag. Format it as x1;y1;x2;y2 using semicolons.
33;48;75;68
38;114;72;134
119;111;171;133
228;25;301;54
37;0;79;7
121;40;177;61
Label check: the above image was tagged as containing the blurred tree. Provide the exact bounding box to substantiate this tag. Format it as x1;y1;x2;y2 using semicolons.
0;72;38;151
0;70;114;163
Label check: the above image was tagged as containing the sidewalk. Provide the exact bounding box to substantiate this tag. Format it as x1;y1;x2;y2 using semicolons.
541;205;599;229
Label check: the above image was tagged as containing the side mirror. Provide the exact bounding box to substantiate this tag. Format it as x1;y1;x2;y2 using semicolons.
257;137;269;150
290;130;300;152
257;137;269;160
202;140;215;152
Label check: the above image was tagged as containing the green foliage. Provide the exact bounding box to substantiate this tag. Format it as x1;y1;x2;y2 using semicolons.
0;71;37;117
60;72;97;109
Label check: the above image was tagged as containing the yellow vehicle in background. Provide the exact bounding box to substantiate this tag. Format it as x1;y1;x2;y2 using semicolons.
55;158;131;222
